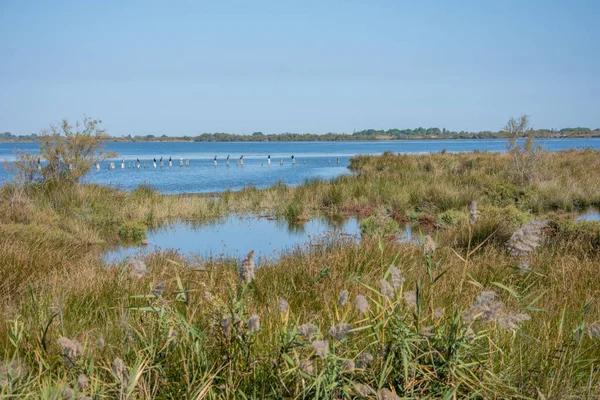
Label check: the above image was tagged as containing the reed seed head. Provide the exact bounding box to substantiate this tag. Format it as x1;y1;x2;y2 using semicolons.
389;265;405;288
378;388;400;400
128;259;148;278
298;323;318;339
507;219;546;256
403;290;417;312
354;295;369;314
238;250;256;283
379;279;395;299
357;352;374;368
112;357;127;385
278;297;289;314
299;358;313;375
422;235;437;255
221;316;232;338
338;289;349;307
328;322;353;340
152;281;166;297
343;359;355;374
311;340;329;357
434;307;445;320
498;312;531;331
587;322;600;340
57;337;82;365
420;326;434;338
469;201;480;225
77;374;89;391
247;314;260;333
355;383;376;397
62;387;75;400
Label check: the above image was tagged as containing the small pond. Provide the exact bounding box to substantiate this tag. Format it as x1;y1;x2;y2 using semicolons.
105;215;400;264
575;209;600;222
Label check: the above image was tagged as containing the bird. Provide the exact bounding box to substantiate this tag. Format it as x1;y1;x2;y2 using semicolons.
159;156;163;168
95;162;100;171
137;159;140;169
121;159;125;169
169;157;172;167
180;157;183;167
186;158;190;167
153;158;157;168
336;157;340;164
291;155;296;165
214;156;217;166
226;155;230;166
280;158;283;166
239;155;244;167
267;155;271;166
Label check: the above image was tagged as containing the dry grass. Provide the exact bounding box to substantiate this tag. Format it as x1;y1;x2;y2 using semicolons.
1;150;600;398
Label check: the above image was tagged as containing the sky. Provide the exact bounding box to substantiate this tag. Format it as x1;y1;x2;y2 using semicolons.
1;0;599;136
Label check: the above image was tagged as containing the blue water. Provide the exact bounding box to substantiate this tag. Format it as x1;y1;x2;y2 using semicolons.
104;215;362;264
2;138;599;194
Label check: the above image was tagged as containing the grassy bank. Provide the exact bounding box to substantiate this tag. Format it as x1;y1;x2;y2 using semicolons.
1;150;600;398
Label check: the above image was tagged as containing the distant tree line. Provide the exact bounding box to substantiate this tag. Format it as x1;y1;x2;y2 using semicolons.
1;126;598;143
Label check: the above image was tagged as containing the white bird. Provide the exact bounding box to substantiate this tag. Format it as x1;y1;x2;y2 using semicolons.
214;156;217;166
180;157;183;167
137;159;140;169
239;155;244;167
121;159;125;169
226;155;230;166
169;157;172;167
160;156;163;168
267;155;271;166
291;155;296;165
95;162;100;170
153;158;157;168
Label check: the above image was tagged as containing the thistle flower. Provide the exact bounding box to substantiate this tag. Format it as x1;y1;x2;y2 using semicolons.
152;281;166;297
378;388;400;400
278;298;289;314
77;374;89;391
355;295;369;314
128;259;148;278
356;352;374;368
311;340;329;357
403;290;417;312
475;290;497;306
112;357;127;385
338;289;349;307
328;322;353;340
57;337;82;365
379;279;395;299
299;359;313;375
298;323;318;339
238;250;256;283
481;301;505;323
247;314;260;333
422;235;437;255
498;312;531;331
343;359;355;374
469;201;480;225
587;322;600;340
507;220;546;256
389;266;405;288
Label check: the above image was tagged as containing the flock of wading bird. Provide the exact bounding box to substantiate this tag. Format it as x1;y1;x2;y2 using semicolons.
90;155;343;170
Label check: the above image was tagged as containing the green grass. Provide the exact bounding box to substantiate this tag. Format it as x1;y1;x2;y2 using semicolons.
1;150;600;398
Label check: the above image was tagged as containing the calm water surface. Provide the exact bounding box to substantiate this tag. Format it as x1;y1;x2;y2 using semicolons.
104;215;364;264
2;138;599;194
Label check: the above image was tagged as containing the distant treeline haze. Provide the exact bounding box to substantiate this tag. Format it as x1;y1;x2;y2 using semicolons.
1;126;598;142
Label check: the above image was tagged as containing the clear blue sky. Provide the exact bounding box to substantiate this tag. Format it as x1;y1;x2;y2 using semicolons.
1;0;599;136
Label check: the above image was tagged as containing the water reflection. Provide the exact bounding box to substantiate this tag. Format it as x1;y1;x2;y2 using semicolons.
104;214;362;264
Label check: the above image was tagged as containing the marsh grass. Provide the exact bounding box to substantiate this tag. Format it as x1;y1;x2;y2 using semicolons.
1;150;600;398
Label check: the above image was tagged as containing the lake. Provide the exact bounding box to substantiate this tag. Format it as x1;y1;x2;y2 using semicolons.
2;138;599;194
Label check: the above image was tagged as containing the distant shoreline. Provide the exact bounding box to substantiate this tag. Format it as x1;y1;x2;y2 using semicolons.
1;134;599;144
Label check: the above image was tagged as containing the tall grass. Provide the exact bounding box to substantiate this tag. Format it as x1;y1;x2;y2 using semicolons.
1;150;600;397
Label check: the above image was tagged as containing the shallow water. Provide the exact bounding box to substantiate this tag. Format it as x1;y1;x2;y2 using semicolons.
575;209;600;222
2;138;600;194
104;215;366;264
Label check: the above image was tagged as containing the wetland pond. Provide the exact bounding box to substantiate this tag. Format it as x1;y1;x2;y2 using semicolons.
104;215;414;264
